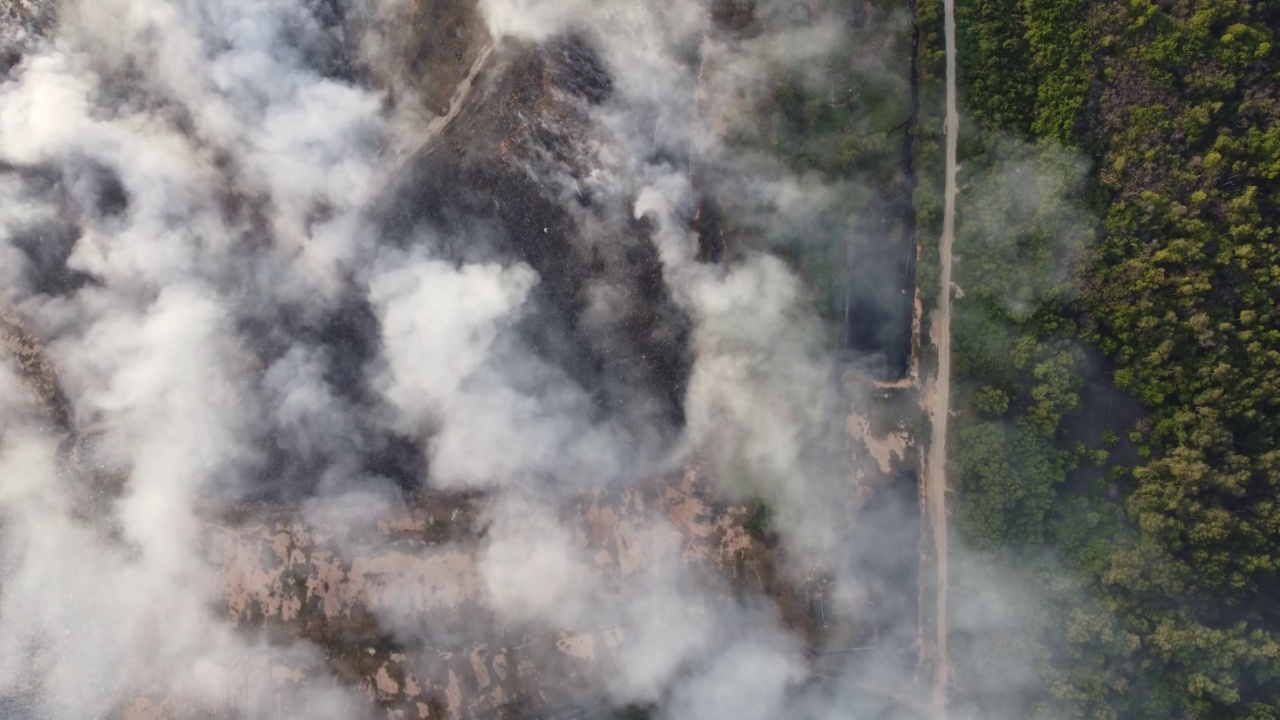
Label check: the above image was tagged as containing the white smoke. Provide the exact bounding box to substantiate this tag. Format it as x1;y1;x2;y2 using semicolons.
0;0;407;715
0;0;1063;717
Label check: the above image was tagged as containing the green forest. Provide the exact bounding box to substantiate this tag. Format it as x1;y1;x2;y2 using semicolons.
679;0;1280;714
939;0;1280;716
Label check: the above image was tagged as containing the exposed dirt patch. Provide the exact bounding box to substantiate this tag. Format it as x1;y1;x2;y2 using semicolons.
187;467;820;718
1;310;72;431
847;411;909;475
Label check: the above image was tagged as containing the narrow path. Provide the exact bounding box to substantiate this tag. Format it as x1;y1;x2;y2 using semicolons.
420;42;493;143
385;40;494;173
925;0;959;714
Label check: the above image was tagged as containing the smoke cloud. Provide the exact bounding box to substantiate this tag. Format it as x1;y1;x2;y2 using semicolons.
0;0;1077;718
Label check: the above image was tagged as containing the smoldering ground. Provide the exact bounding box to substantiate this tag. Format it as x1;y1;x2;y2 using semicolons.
0;0;1082;718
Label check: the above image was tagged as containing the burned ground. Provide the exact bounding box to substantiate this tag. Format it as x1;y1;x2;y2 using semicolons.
376;35;694;470
0;1;932;718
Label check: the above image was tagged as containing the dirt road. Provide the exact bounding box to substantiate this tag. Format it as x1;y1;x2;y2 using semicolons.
925;0;959;714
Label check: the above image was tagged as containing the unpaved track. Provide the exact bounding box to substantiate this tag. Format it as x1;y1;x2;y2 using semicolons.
421;42;493;142
926;0;959;714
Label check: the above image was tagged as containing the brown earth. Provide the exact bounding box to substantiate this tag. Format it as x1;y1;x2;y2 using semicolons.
922;0;959;714
186;471;818;718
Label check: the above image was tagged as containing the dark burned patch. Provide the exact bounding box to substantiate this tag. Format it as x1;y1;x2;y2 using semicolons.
0;47;21;78
231;288;435;500
65;156;130;219
374;35;694;473
547;33;612;105
208;139;425;500
710;0;763;39
840;187;916;381
835;472;919;674
0;163;97;297
691;181;728;264
688;1;764;268
283;0;364;83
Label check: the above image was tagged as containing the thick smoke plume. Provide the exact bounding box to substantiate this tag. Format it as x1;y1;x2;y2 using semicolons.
0;0;1063;718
